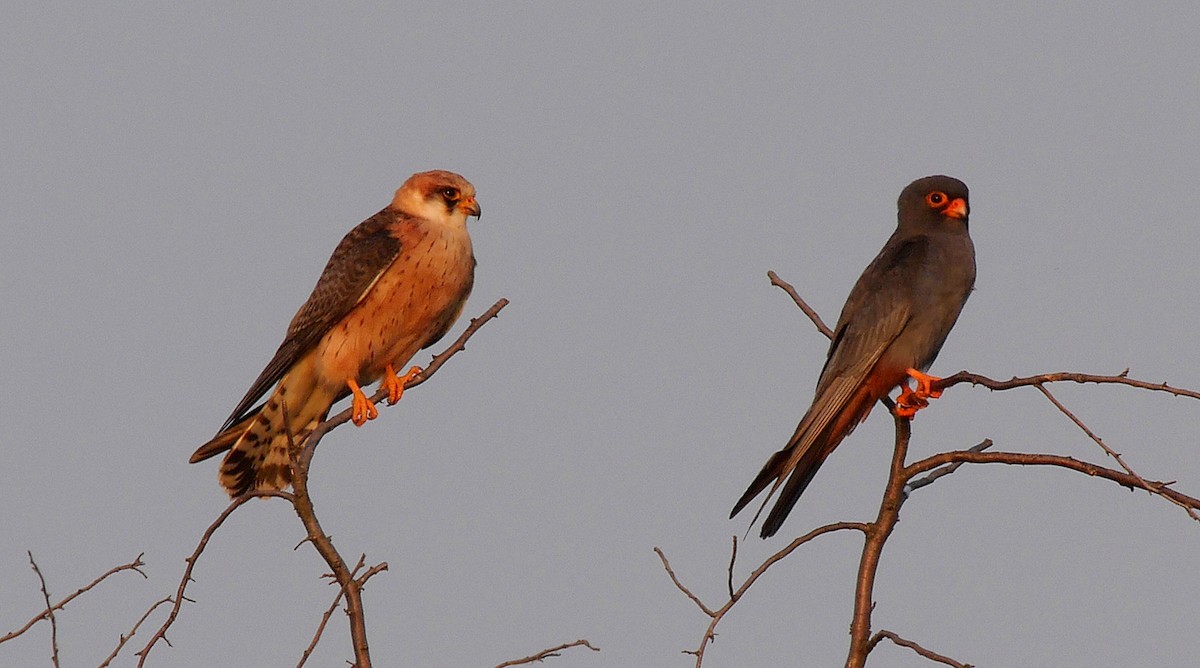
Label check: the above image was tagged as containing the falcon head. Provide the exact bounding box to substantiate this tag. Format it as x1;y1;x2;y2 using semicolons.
391;169;481;223
898;175;969;229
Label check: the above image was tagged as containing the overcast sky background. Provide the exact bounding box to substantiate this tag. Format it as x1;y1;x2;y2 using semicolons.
4;3;1200;667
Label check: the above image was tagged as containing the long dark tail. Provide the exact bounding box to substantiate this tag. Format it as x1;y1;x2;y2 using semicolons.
732;383;879;538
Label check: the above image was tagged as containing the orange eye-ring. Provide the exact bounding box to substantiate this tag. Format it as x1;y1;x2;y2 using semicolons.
925;191;947;207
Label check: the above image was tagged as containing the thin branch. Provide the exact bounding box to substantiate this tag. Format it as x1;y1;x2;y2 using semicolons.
935;370;1200;402
1035;383;1200;522
282;301;506;666
657;522;868;667
99;598;171;668
303;298;509;456
284;404;381;668
296;557;365;668
138;299;505;665
868;629;973;667
904;439;994;497
136;490;291;666
905;450;1200;512
759;271;1200;667
1;553;146;644
493;639;600;667
27;552;60;668
654;548;717;618
768;270;833;338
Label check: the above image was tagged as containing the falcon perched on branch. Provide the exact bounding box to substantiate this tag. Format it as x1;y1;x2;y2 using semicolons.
732;175;975;538
191;170;481;497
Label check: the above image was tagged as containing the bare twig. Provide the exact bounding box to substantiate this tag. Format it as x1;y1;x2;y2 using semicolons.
935;369;1200;401
304;298;509;454
768;270;834;338
2;553;145;644
868;629;973;667
1035;384;1200;522
657;522;868;667
282;300;506;666
755;272;1200;667
27;552;60;668
284;400;384;668
493;639;600;667
296;557;365;668
905;450;1200;511
771;271;1198;405
136;490;291;666
654;547;717;617
139;299;505;665
99;598;171;668
904;439;993;497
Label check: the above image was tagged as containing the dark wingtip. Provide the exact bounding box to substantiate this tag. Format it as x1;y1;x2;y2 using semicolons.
191;412;259;463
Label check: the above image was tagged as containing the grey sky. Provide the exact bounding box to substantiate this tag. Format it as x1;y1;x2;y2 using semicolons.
3;2;1199;666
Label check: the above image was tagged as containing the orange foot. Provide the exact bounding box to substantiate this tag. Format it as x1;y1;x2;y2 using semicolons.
894;368;943;419
347;379;378;427
382;364;423;405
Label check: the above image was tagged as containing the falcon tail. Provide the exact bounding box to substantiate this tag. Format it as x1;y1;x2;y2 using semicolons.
731;381;880;538
190;369;338;497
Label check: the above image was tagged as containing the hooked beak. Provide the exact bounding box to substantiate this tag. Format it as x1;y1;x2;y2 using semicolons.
944;197;968;220
459;196;481;219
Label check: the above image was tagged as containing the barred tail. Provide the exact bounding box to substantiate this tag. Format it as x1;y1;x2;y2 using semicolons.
191;368;337;497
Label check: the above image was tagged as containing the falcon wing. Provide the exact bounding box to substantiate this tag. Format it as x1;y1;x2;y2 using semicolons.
814;234;932;395
731;235;932;523
218;209;403;431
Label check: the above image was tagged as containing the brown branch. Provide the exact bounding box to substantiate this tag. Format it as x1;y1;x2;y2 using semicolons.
768;270;834;338
99;597;171;668
283;407;381;668
136;490;291;666
934;370;1200;401
296;556;365;668
757;272;1200;666
846;417;910;668
27;552;60;668
903;439;993;497
654;547;717;617
304;298;509;456
1034;383;1200;521
137;299;505;666
905;450;1200;511
657;522;868;667
868;629;973;667
1;553;146;644
493;639;600;667
281;300;506;666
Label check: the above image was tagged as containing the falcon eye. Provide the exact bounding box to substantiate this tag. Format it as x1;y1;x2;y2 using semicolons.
925;191;947;207
441;188;459;201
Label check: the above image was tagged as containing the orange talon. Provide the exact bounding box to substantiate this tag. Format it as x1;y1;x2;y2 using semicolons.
347;379;378;426
906;367;944;399
894;368;944;419
894;383;928;419
382;364;423;405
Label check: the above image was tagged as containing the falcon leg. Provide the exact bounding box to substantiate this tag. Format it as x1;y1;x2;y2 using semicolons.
382;364;424;405
894;368;943;419
347;379;378;427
